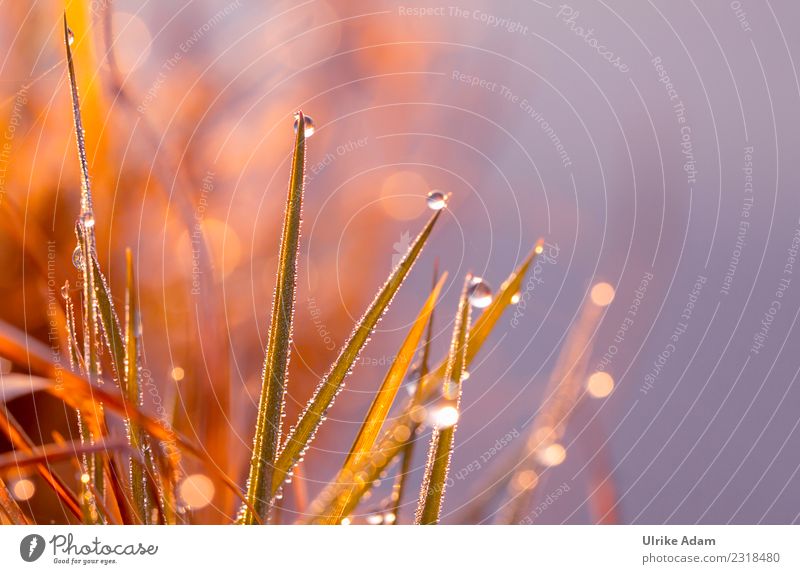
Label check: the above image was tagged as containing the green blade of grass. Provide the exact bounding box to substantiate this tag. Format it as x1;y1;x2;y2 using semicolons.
65;13;105;521
272;209;443;496
125;249;149;524
416;274;472;524
74;225;125;383
306;241;544;519
241;111;307;525
61;281;84;371
320;272;447;524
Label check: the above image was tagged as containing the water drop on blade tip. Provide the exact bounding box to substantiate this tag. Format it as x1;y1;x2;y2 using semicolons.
293;114;315;138
426;190;447;211
467;277;493;308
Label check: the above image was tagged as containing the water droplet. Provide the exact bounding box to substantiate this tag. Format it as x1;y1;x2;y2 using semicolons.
72;245;84;270
67;28;75;46
467;277;493;308
431;405;459;428
510;291;522;304
61;283;70;299
405;382;417;396
460;370;470;382
293;114;315;138
82;212;95;229
426;190;447;211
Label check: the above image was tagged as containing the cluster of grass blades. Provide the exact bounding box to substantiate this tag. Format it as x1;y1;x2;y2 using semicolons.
0;16;567;526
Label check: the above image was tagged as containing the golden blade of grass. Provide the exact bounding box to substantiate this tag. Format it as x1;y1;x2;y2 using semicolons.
390;261;439;523
271;209;443;496
306;241;544;519
241;113;306;525
345;272;447;471
0;477;29;525
416;274;472;524
125;249;149;524
319;272;447;524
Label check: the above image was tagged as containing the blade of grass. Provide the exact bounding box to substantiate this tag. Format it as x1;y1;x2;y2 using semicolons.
0;320;258;522
320;272;447;524
271;208;443;496
345;272;446;471
416;274;472;524
65;13;105;521
391;261;439;523
306;241;544;519
241;112;306;524
0;438;135;471
125;249;149;524
0;406;82;520
73;225;127;391
61;282;85;372
0;477;29;525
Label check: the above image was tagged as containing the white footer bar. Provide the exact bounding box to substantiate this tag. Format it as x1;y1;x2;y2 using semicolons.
0;525;796;573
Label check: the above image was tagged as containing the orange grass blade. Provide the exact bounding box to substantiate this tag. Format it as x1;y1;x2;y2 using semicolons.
0;320;257;522
0;438;134;472
0;477;30;524
0;406;82;520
